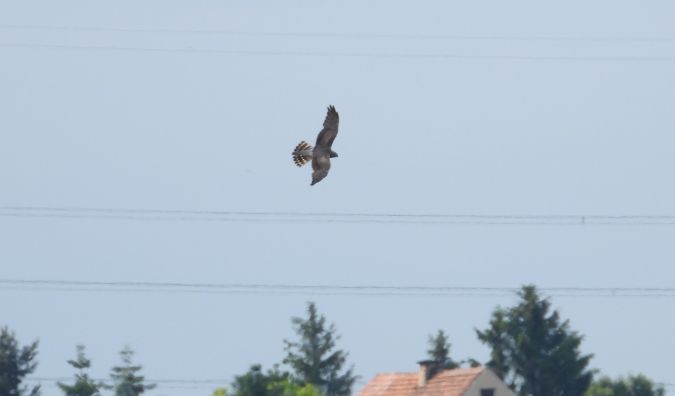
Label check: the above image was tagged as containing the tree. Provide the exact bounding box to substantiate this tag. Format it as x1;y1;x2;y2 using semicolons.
585;375;665;396
230;365;284;396
107;346;155;396
229;365;321;396
213;388;228;396
476;309;510;378
0;326;40;396
476;285;594;396
283;302;357;396
58;345;104;396
268;378;322;396
426;330;459;369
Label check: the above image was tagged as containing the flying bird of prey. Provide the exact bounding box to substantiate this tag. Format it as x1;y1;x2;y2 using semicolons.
292;105;340;186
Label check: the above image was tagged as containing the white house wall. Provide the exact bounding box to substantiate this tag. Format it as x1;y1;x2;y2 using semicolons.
462;369;517;396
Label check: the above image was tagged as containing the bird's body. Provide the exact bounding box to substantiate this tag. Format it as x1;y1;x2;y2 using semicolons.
292;105;340;185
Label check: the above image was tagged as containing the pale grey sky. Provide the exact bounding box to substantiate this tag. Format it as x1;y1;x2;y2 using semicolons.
1;1;675;395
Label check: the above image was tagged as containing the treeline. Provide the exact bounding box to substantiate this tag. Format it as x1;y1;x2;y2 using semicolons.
0;335;154;396
0;285;665;396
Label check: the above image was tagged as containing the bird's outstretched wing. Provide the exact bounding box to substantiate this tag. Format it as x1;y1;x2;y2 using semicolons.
314;105;339;149
311;152;331;186
311;168;329;186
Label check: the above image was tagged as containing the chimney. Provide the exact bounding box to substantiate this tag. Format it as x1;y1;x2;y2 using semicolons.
417;360;438;387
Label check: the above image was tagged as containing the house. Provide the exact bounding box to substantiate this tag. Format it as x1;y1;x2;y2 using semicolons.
358;360;516;396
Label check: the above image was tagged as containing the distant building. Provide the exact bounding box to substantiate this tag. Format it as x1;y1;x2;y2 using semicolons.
358;360;516;396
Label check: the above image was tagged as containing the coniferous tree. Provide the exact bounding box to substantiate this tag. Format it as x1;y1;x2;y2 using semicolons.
476;285;594;396
283;302;357;396
426;330;459;369
268;378;322;396
585;375;665;396
0;326;40;396
230;365;284;396
476;309;510;378
58;345;103;396
229;365;321;396
107;346;155;396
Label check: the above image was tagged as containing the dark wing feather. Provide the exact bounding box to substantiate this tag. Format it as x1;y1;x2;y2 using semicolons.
315;105;339;149
311;168;329;186
310;152;331;186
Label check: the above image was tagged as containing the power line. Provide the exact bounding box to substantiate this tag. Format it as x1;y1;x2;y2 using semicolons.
22;377;675;390
27;377;226;384
2;206;675;225
1;279;674;298
3;24;675;43
0;285;519;298
2;42;674;63
26;376;225;390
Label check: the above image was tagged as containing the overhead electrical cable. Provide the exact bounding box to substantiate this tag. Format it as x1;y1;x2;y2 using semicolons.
25;377;672;390
2;24;675;43
1;206;675;225
1;42;674;63
1;279;674;298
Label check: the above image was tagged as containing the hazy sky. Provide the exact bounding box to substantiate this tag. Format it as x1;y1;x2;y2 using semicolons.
1;1;675;395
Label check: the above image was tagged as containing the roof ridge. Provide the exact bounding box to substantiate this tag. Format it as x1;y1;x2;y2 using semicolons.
374;366;484;376
373;372;418;376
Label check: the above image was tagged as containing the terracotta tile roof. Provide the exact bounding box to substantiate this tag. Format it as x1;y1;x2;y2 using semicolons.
358;367;484;396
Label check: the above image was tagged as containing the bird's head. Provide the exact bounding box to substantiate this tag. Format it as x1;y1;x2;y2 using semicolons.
329;150;339;158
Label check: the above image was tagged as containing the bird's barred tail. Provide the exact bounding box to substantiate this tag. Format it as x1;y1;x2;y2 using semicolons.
292;141;313;167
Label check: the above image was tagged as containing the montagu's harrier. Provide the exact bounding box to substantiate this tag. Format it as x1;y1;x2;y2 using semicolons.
292;105;339;186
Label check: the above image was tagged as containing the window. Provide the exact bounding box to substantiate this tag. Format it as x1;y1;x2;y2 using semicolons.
480;389;495;396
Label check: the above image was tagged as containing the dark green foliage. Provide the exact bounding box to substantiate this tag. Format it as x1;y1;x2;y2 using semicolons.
58;345;104;396
476;285;594;396
229;365;321;396
0;326;40;396
231;365;287;396
585;375;665;396
476;309;510;378
426;330;459;369
267;378;322;396
466;358;482;368
107;346;155;396
283;302;357;396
